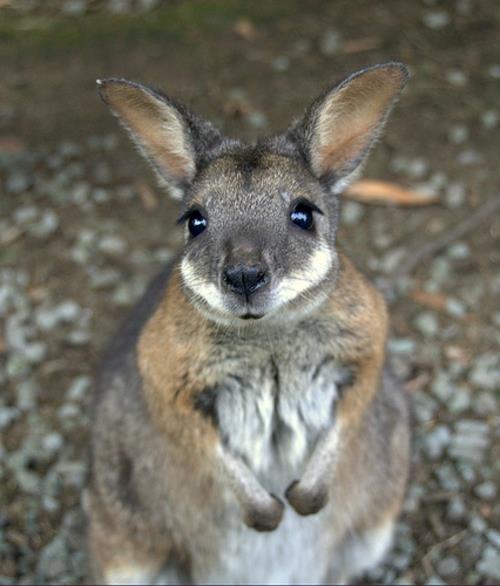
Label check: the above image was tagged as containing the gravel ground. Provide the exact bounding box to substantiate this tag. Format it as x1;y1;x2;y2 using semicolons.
0;1;499;584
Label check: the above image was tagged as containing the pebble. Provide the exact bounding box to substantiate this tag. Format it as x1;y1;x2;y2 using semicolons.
477;546;500;580
446;69;467;86
488;65;500;79
341;201;364;226
481;110;499;129
474;481;497;501
448;124;468;144
271;56;290;72
62;0;87;15
319;29;342;57
388;338;416;355
457;149;482;165
423;10;451;29
423;424;451;459
469;353;500;390
447;386;471;413
447;496;466;520
42;432;64;457
447;242;470;260
437;556;460;576
98;234;127;256
444;182;466;209
414;311;439;337
66;376;91;402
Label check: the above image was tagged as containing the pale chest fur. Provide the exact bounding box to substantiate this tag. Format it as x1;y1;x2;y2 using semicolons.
208;332;348;492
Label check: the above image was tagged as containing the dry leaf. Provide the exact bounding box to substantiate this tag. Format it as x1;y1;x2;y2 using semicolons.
233;18;257;41
137;182;158;212
343;37;381;54
410;289;449;312
345;180;438;206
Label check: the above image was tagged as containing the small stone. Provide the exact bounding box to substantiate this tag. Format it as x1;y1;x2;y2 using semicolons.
457;149;482;165
6;172;31;194
42;432;64;456
29;210;59;238
448;386;471;413
469;353;500;390
477;546;500;580
423;10;450;29
445;182;466;209
388;338;416;355
0;406;20;429
431;372;453;401
424;576;446;586
486;529;500;549
475;481;497;501
414;311;439;337
67;376;91;402
407;157;429;179
447;497;466;520
341;201;364;226
437;556;460;576
446;298;466;318
319;30;342;57
447;242;470;259
62;0;87;15
423;424;451;459
473;391;497;416
17;379;38;410
448;124;468;144
470;515;487;533
435;463;462;491
446;69;467;86
488;65;500;79
244;111;268;129
98;235;127;256
271;56;290;72
481;110;499;129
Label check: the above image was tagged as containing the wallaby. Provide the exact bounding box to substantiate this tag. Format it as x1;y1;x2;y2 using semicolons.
87;63;410;585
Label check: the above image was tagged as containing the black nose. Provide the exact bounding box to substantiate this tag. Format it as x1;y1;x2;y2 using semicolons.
223;264;268;299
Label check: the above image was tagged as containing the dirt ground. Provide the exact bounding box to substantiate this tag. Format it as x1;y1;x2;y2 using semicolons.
0;1;499;584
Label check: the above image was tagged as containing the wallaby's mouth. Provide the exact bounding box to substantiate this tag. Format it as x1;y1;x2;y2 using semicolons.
240;313;263;320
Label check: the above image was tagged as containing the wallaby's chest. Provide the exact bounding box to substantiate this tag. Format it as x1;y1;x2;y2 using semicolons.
210;340;345;489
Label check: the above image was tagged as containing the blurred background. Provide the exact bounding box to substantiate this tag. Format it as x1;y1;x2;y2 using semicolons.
0;1;499;584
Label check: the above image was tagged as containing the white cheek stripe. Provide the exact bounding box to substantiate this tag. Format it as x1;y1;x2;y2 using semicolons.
180;257;227;312
277;246;333;303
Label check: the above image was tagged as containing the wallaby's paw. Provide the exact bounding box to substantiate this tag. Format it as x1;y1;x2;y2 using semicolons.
244;495;284;532
285;480;328;516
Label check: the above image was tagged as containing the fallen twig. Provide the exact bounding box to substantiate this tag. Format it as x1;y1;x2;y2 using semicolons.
345;179;438;206
382;195;500;302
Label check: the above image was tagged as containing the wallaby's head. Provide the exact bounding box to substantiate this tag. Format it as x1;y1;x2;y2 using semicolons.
98;63;408;325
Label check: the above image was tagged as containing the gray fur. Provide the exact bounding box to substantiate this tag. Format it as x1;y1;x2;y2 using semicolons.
89;63;410;584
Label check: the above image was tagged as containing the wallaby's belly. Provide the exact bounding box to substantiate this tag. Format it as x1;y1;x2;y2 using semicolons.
197;504;334;585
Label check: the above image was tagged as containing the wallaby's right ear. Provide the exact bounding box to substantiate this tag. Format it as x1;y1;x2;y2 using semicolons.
97;78;222;199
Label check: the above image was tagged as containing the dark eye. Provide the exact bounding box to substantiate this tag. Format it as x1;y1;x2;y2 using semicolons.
290;203;314;230
188;210;207;237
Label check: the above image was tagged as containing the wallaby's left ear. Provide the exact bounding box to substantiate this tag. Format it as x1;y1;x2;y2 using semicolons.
97;78;223;199
289;62;409;193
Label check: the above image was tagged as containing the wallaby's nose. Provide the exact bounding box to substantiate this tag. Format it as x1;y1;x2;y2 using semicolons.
223;264;268;299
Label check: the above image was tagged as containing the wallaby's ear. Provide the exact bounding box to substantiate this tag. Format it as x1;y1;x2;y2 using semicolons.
289;63;409;193
97;78;222;198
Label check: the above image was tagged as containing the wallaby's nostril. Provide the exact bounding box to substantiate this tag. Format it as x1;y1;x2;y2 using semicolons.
223;265;268;299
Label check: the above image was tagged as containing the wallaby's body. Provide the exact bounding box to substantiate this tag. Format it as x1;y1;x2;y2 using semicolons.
87;64;410;585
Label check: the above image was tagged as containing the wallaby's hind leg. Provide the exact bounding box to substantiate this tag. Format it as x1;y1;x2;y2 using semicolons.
327;518;395;584
87;495;170;585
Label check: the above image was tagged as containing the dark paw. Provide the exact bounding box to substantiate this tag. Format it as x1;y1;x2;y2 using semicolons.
244;495;284;532
285;480;328;516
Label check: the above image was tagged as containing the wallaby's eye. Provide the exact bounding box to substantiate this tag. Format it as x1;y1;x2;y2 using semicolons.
290;202;315;231
187;210;207;237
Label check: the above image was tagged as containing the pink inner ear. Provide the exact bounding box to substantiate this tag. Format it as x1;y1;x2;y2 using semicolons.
311;66;406;177
103;83;195;183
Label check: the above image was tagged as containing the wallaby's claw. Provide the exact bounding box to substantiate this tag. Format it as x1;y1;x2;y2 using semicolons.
285;480;328;516
244;495;284;532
